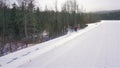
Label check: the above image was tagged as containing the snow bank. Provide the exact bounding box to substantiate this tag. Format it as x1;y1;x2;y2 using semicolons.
101;20;120;22
0;22;102;68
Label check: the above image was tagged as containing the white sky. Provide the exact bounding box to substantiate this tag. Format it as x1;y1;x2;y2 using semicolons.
35;0;120;12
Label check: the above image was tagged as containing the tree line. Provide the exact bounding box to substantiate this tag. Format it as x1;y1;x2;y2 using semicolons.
98;10;120;20
0;0;100;56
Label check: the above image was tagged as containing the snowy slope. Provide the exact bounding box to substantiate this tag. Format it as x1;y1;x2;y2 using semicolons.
0;21;101;68
1;20;120;68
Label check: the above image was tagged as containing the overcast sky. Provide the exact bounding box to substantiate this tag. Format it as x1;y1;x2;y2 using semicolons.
35;0;120;12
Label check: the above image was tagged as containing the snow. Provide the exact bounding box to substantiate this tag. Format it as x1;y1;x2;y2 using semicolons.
1;20;120;68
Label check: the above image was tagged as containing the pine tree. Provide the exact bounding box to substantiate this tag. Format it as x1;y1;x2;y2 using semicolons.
9;3;20;40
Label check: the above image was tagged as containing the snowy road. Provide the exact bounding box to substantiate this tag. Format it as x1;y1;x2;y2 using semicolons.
1;21;120;68
17;21;120;68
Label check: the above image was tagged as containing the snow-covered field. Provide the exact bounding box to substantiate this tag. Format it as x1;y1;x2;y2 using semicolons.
0;20;120;68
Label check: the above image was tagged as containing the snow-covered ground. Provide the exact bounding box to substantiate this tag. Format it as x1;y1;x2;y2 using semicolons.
1;20;120;68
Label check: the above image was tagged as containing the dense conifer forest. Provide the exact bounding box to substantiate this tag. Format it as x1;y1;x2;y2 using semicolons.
0;0;109;56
